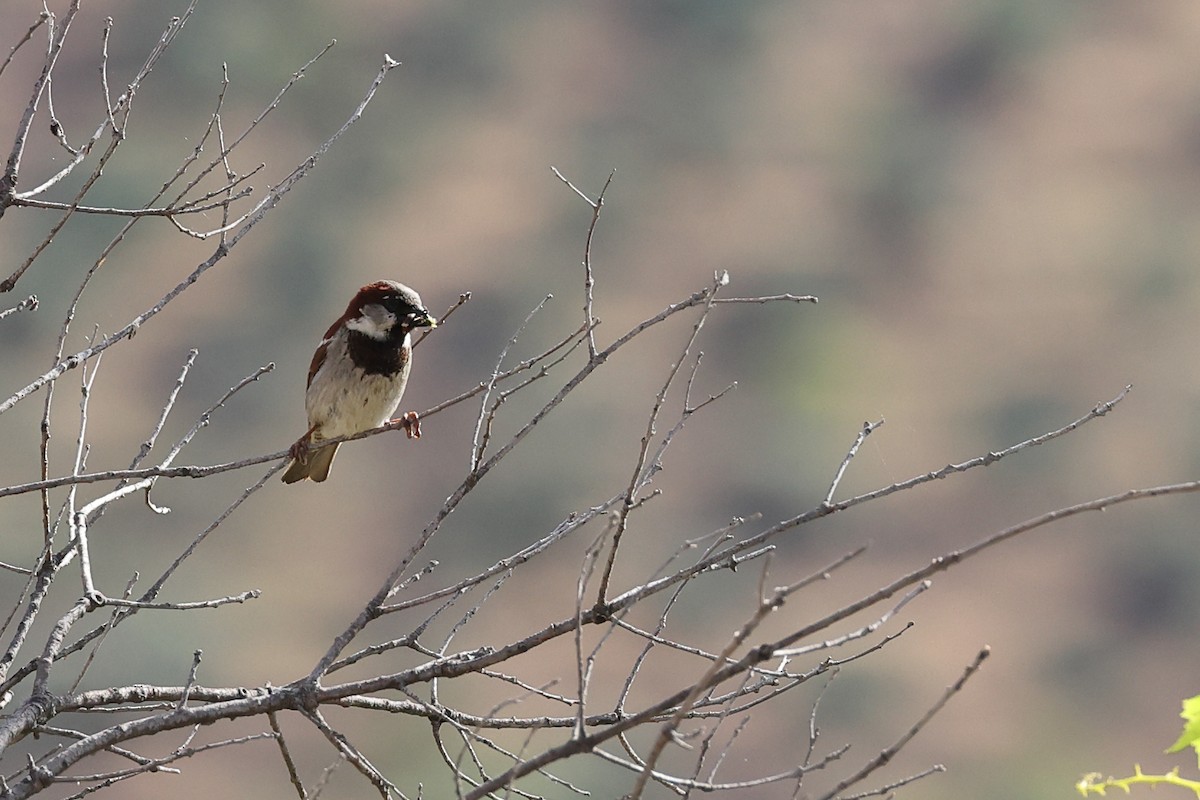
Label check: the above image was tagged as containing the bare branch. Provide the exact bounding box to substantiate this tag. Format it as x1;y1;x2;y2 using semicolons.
827;384;1134;514
823;418;884;507
815;648;990;800
471;294;554;470
0;51;399;410
268;711;309;800
0;7;1183;795
0;0;81;224
552;166;614;358
712;293;818;305
0;295;39;321
3;3;199;290
596;270;730;607
0;10;50;81
301;708;402;799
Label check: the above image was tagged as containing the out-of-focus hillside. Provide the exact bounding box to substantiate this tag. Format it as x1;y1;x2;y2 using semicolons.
3;1;1200;798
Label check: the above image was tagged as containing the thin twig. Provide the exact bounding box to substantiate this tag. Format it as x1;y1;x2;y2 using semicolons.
0;295;38;321
828;385;1134;514
551;166;614;359
0;10;50;81
177;650;203;710
823;419;884;507
471;294;553;470
0;52;400;411
269;711;309;800
595;270;730;607
300;707;402;799
68;573;137;694
814;648;989;800
0;0;81;225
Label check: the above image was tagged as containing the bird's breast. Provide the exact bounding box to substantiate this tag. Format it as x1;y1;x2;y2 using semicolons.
306;333;412;440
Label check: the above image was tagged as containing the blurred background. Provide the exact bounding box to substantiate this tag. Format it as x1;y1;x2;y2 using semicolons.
3;1;1200;798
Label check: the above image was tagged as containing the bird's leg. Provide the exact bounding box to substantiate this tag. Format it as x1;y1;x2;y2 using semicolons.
391;410;422;439
288;424;318;462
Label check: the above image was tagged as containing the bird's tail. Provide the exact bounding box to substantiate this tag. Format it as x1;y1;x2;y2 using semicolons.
281;441;340;483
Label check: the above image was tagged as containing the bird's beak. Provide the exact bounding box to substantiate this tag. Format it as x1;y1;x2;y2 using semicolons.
408;310;437;329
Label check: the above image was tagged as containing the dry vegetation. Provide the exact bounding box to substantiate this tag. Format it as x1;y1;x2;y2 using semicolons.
3;3;1200;799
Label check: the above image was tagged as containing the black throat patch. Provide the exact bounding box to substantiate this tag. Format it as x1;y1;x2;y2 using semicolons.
346;328;409;377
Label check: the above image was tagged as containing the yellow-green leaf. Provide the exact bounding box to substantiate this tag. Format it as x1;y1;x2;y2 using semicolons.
1166;695;1200;767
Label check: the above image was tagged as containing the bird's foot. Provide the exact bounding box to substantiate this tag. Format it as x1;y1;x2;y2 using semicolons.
287;427;316;463
392;410;422;439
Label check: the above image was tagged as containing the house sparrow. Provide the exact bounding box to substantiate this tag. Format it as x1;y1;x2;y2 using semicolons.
282;280;437;484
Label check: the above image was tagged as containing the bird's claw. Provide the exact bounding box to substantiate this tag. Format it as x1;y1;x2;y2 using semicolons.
287;430;314;463
395;410;422;439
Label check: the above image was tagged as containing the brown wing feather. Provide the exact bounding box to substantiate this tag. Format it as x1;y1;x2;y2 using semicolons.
307;284;384;387
306;338;330;389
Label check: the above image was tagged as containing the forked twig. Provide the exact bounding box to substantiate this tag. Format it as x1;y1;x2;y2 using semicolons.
823;419;885;506
551;166;614;360
0;51;401;413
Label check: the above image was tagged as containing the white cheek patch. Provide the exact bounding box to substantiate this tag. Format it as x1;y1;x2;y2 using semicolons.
346;304;396;340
